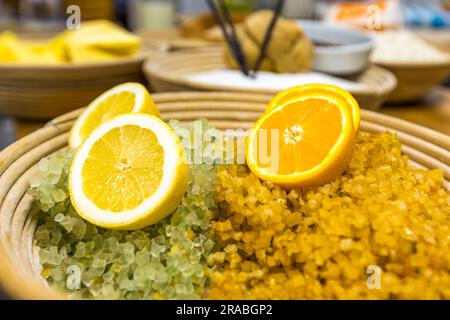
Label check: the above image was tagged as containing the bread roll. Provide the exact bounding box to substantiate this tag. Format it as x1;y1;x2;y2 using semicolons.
224;10;314;73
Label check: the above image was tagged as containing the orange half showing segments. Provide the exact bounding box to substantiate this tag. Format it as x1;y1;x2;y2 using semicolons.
246;94;356;188
266;84;361;132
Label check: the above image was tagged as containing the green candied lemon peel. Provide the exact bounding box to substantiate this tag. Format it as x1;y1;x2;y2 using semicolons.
30;120;220;300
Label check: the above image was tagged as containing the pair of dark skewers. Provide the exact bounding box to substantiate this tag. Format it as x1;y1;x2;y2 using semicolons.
205;0;285;78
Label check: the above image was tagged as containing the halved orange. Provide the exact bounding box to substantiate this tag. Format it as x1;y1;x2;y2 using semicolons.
246;92;356;188
266;84;360;132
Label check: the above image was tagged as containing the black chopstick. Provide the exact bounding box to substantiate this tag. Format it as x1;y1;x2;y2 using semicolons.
218;0;249;75
205;0;284;78
206;0;249;76
252;0;285;75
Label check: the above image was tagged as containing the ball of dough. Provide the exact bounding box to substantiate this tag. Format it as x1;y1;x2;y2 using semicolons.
224;10;314;73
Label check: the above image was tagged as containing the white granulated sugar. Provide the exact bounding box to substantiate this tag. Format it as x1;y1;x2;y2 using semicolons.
372;31;450;64
187;69;368;92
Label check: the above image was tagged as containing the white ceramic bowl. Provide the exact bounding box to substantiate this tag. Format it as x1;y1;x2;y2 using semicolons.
298;20;375;76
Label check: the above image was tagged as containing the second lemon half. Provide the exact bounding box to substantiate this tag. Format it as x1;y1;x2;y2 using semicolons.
69;82;159;149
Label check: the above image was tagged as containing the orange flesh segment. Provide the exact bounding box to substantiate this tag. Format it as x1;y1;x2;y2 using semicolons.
255;98;342;175
82;124;163;212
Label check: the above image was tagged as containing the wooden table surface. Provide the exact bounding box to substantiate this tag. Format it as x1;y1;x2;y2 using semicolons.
1;88;449;150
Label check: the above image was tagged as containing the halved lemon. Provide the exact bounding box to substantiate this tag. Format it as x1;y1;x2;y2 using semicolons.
266;84;361;132
69;82;159;149
246;93;355;188
69;113;188;230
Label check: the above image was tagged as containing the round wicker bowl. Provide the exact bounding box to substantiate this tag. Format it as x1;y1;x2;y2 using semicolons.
143;48;397;111
0;92;449;299
0;54;148;120
376;60;450;103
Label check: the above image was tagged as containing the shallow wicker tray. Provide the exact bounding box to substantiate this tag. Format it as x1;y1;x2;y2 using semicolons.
143;49;397;110
0;53;149;120
0;92;449;299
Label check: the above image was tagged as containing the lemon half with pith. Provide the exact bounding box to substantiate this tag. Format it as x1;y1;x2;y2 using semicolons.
69;113;188;230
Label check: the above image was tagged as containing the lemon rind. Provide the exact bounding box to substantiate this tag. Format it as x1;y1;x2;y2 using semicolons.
68;82;152;149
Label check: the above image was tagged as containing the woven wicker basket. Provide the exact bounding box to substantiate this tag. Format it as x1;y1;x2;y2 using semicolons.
0;92;449;299
143;48;397;110
0;53;149;120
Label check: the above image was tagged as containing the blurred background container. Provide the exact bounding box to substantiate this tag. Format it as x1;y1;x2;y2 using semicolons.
127;0;176;30
0;0;449;301
1;0;449;31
